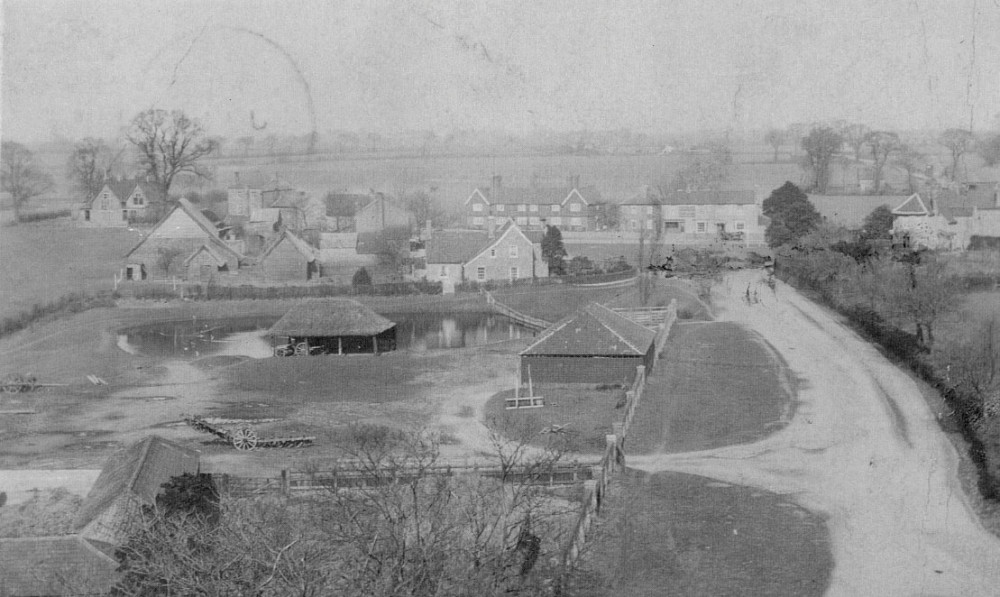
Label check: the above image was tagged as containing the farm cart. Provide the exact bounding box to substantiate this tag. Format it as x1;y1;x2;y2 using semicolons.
1;373;69;394
183;415;315;451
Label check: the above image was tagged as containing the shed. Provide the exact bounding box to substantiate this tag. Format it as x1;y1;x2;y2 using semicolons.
184;243;230;281
519;303;655;385
254;230;318;282
74;435;200;547
0;536;119;596
267;298;397;355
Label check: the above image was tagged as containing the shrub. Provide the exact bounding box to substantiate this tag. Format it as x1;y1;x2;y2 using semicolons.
352;267;372;288
10;209;71;225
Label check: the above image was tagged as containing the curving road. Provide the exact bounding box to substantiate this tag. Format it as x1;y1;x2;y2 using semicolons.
628;270;1000;597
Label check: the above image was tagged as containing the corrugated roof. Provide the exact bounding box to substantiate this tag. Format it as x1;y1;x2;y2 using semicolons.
267;298;395;337
425;229;490;263
661;190;756;205
520;303;655;357
75;435;200;535
0;536;118;596
810;195;906;229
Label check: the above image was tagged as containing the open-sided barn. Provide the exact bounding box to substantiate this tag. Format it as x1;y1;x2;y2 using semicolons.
267;298;397;355
519;302;655;385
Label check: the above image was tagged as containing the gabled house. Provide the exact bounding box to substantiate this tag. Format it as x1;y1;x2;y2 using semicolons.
124;198;242;280
253;229;319;282
464;176;601;231
425;219;547;287
355;193;415;234
892;186;1000;250
74;435;200;549
80;179;163;227
519;302;655;385
618;188;762;242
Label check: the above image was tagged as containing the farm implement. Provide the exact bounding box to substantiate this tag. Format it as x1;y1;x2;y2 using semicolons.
183;415;315;451
1;373;69;394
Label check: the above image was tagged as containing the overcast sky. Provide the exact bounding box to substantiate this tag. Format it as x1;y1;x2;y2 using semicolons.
2;0;998;143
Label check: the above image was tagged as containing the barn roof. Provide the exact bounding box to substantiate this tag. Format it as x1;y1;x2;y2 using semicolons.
520;303;655;357
125;198;242;262
0;535;118;596
267;298;395;337
425;229;490;263
74;435;200;535
259;230;317;262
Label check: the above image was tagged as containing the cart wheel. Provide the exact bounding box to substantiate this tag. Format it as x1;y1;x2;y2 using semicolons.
232;427;258;451
3;375;24;394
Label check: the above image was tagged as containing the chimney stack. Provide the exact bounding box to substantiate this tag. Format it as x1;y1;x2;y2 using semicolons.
491;175;502;201
487;216;496;239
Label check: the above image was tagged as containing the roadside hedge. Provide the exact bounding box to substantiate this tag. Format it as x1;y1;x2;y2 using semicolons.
124;280;443;301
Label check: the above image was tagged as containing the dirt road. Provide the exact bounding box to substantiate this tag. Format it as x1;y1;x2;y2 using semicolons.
629;270;1000;596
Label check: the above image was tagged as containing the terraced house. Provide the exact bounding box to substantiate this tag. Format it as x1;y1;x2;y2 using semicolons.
618;188;764;244
464;175;602;231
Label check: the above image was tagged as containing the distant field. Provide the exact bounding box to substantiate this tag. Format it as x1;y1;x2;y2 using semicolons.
0;220;140;319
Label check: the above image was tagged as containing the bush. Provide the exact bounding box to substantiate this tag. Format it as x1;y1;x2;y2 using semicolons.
10;209;72;224
352;267;372;287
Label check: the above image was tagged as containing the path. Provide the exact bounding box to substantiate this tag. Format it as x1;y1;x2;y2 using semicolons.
628;270;1000;597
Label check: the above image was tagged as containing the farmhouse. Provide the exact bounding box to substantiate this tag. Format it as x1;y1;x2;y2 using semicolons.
519;302;655;385
619;188;763;243
124;198;242;280
74;435;200;548
425;219;546;287
80;178;163;227
464;175;602;231
267;298;397;355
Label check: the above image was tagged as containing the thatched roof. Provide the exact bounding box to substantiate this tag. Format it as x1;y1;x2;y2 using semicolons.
74;435;199;542
520;303;655;357
267;298;395;337
0;535;118;596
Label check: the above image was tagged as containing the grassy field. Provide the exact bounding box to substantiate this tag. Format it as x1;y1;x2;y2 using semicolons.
575;470;832;597
483;385;627;454
0;220;140;319
627;321;792;454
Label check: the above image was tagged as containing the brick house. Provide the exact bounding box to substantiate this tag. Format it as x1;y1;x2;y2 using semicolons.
618;188;763;243
425;219;547;286
80;179;163;227
464;176;601;231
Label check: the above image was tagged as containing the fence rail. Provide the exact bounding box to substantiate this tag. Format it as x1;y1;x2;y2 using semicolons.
484;291;552;331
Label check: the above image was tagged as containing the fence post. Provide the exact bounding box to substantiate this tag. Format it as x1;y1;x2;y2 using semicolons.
281;469;289;496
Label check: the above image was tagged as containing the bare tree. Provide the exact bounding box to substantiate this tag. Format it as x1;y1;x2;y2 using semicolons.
893;144;924;194
800;127;843;194
127;109;218;199
404;190;445;229
865;130;900;194
977;133;1000;168
1;141;54;223
67;138;113;201
764;128;785;162
885;257;958;348
939;128;975;181
843;123;871;162
156;245;186;276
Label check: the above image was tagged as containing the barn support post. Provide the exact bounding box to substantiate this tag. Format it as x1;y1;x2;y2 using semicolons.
338;337;343;355
373;335;378;355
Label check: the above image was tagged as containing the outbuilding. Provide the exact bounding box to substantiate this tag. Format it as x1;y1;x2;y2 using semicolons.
267;298;397;355
519;303;655;385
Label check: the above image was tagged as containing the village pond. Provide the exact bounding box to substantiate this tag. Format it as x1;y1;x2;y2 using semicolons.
117;312;535;358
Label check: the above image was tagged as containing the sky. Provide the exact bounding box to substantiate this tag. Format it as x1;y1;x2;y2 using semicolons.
2;0;999;143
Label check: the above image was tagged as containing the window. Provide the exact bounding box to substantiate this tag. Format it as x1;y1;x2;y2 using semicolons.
735;221;745;231
84;210;90;221
472;216;484;226
646;206;653;215
439;265;448;277
472;203;483;212
509;245;518;258
496;204;505;212
646;219;654;230
490;248;497;258
552;204;561;213
570;202;582;213
477;267;486;280
529;217;540;226
570;217;582;227
696;221;707;233
679;206;696;219
517;217;528;225
550;216;562;225
122;210;128;220
133;194;144;206
529;204;538;212
517;204;527;212
509;267;519;280
664;221;683;233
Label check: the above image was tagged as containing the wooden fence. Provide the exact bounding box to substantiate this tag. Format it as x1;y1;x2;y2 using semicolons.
483;290;552;331
215;460;599;498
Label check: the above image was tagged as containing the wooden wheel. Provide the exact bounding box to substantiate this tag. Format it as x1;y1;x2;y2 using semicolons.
294;342;309;356
231;427;258;451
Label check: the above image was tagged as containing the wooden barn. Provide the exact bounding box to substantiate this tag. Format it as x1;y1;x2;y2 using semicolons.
267;298;397;355
519;303;655;385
